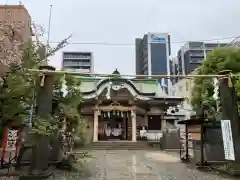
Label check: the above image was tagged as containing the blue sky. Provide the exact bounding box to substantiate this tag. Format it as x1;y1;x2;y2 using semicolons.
4;0;240;74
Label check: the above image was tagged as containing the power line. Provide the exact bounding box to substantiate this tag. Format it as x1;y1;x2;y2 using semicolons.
36;36;239;46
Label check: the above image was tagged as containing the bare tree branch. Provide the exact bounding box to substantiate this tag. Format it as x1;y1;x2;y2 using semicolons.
46;34;72;58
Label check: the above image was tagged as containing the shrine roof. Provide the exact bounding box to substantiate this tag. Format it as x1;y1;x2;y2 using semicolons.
77;76;184;101
78;77;158;95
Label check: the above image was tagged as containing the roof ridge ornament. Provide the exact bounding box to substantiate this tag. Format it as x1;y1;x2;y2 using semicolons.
110;101;121;106
105;80;112;99
112;68;121;77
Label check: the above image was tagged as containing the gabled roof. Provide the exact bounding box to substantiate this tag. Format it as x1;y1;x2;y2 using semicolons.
83;78;155;97
82;78;155;100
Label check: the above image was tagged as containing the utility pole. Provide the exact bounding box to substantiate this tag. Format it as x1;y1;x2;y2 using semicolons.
45;5;53;64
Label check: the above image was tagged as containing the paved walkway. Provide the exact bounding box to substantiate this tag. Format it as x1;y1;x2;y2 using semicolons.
13;150;235;180
72;150;236;180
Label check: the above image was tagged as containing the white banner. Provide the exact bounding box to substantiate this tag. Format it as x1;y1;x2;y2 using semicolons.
221;120;235;161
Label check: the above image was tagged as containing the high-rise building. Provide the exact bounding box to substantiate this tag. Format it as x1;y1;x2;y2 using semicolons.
169;57;178;84
62;51;93;73
177;41;227;76
135;32;171;93
0;5;32;76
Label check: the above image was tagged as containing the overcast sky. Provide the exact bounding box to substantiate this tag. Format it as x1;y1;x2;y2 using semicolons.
4;0;240;74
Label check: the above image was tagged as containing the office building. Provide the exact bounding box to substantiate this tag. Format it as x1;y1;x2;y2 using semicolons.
62;51;93;73
0;5;32;76
135;32;171;93
169;57;179;85
177;41;227;76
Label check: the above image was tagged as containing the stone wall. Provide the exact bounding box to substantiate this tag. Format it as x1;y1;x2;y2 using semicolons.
190;127;225;163
160;128;180;150
192;140;201;163
204;127;225;161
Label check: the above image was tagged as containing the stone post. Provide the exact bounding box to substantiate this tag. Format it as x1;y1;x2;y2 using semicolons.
36;65;56;118
93;108;99;142
29;65;55;177
131;109;137;142
218;70;240;162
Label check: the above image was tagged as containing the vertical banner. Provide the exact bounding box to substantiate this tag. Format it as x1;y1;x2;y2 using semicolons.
221;120;235;161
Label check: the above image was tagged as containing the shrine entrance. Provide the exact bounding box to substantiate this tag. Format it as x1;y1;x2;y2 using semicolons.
98;111;130;141
93;101;136;142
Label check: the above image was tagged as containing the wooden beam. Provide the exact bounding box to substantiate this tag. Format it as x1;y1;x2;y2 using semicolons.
93;105;133;111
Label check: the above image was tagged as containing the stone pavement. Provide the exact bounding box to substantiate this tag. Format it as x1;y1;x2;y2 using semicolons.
1;150;237;180
81;150;237;180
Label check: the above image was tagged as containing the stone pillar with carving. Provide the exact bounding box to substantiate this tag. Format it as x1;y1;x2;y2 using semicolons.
218;70;240;162
93;108;99;142
131;109;137;142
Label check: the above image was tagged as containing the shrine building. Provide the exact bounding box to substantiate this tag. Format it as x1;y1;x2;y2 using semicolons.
79;69;184;143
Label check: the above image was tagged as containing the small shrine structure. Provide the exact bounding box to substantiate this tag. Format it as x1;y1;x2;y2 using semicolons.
79;69;184;142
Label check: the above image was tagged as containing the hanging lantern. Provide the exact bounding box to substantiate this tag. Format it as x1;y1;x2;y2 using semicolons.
117;111;120;116
108;111;110;118
113;110;115;116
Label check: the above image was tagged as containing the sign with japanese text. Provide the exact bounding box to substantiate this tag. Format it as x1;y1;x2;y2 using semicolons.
221;120;235;161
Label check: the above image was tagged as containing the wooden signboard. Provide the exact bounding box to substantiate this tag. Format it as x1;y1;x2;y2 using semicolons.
188;125;201;140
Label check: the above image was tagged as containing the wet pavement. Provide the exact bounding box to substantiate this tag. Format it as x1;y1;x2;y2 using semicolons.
62;150;237;180
1;150;237;180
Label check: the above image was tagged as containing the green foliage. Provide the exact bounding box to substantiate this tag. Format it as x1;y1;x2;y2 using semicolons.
31;73;83;137
74;120;88;146
52;75;83;134
32;116;58;136
0;34;82;138
0;42;39;125
191;47;240;120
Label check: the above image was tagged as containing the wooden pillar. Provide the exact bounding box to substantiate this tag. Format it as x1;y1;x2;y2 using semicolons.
131;109;136;142
93;108;99;142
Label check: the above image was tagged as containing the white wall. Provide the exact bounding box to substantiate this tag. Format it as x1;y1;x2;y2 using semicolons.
171;71;196;118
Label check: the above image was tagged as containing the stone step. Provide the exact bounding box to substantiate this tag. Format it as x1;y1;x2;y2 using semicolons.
78;141;160;150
